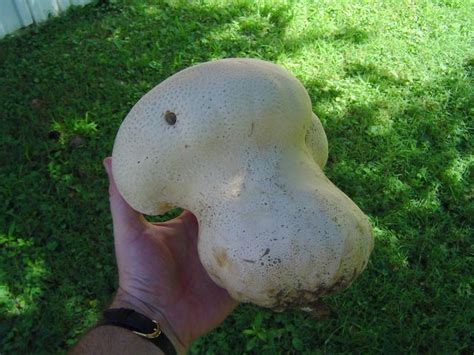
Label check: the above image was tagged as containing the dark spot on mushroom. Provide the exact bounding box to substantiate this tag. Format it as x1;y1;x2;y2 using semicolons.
271;289;330;313
164;111;177;125
242;259;256;263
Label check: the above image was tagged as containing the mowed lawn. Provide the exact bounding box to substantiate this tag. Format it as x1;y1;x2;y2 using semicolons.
0;0;472;353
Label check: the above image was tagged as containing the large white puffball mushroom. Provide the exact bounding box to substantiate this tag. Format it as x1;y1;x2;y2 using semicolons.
112;58;374;310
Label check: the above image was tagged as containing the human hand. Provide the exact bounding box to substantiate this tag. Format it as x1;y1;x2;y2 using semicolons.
103;157;238;352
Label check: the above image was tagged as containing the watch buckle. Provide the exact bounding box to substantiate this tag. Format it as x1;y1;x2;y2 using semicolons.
133;320;162;339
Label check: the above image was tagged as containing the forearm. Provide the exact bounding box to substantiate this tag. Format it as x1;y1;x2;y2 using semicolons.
70;289;187;355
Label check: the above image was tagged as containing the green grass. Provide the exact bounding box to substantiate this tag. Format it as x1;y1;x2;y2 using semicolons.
0;0;472;353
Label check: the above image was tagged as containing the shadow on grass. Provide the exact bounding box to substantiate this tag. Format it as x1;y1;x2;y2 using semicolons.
284;25;371;55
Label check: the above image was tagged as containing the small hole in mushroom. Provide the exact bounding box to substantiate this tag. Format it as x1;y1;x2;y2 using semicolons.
164;111;177;125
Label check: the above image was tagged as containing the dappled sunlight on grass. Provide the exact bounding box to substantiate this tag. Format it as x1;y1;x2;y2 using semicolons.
0;232;48;320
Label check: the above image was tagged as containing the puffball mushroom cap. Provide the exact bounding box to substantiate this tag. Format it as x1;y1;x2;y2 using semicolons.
112;58;374;310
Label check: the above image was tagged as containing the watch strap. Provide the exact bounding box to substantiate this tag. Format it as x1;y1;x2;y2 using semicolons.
99;308;177;355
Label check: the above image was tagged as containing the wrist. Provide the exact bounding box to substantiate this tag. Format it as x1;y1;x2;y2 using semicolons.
110;287;189;354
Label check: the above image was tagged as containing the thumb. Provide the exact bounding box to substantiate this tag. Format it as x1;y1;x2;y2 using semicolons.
103;157;146;232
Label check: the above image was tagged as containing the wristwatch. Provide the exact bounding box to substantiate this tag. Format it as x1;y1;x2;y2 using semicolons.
99;308;177;355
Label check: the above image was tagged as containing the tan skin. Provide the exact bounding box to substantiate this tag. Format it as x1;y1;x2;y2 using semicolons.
72;158;238;354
